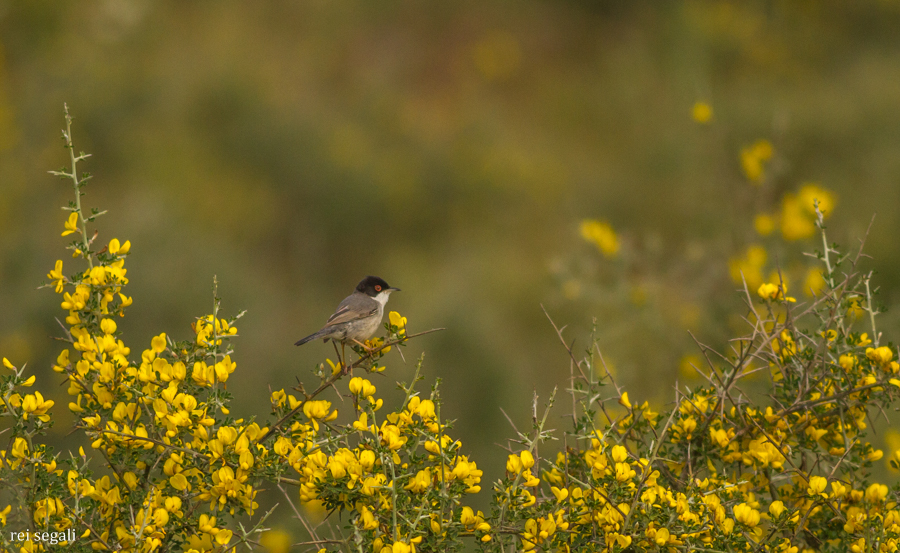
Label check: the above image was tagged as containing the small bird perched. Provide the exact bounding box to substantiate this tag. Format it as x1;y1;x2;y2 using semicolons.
295;276;400;372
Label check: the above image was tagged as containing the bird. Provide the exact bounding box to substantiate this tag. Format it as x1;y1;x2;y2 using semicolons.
295;276;400;373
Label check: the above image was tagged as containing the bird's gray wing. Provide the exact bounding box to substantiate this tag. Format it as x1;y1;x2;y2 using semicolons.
324;295;379;327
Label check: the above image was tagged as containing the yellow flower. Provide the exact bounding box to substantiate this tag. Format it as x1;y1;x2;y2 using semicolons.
151;333;167;354
728;244;767;289
348;377;376;398
803;268;827;297
326;358;342;376
404;468;433;493
460;506;477;527
216;426;238;445
352;412;369;432
580;219;619;258
389;311;407;334
379;424;406;450
21;391;55;421
520;450;535;469
270;389;286;408
733;503;760;527
170;473;188;490
358;506;378;530
521;469;540;487
692;101;712;123
11;437;28;458
710;427;731;448
390;541;411;553
618;392;632;409
506;453;523;474
865;483;888;503
740;140;773;183
769;500;785;518
47;260;66;293
757;282;795;303
62;212;79;236
797;183;835;216
652;527;670;546
866;346;893;368
780;195;814;240
0;504;10;526
303;400;336;421
550;486;568;502
807;475;828;497
108;238;131;256
754;213;775;236
614;462;636;482
100;318;117;335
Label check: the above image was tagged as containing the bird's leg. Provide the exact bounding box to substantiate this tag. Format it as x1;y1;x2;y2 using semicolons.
341;342;351;376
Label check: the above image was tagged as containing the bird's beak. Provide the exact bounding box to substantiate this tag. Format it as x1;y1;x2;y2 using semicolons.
389;287;401;292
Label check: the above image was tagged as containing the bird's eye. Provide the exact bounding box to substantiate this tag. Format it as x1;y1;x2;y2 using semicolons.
375;285;382;292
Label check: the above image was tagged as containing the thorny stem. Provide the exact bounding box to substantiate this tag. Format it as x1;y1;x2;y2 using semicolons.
497;388;556;553
62;103;94;269
864;273;880;347
816;202;833;289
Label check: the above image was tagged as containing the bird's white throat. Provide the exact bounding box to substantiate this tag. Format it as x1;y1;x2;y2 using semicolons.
373;290;393;306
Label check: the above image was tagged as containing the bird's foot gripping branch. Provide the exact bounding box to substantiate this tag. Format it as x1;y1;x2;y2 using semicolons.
3;109;900;553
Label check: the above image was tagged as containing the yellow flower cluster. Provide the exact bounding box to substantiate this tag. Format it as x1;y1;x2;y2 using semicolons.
740;139;773;183
579;219;620;258
266;384;485;552
779;183;836;241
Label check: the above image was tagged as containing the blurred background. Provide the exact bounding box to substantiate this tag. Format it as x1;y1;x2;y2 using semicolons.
2;0;900;547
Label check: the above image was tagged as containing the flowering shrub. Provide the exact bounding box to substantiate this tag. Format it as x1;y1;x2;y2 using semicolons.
3;109;900;553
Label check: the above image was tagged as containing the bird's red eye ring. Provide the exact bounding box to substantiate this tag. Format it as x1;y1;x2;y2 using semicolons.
375;285;382;292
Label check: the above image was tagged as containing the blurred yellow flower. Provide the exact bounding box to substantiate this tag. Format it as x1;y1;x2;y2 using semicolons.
692;101;713;123
780;194;815;241
753;214;775;236
679;354;702;380
728;244;767;290
803;268;827;297
781;184;835;241
798;183;835;216
580;219;620;258
740;140;773;183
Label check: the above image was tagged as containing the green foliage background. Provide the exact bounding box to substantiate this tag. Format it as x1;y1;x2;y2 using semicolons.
2;0;900;535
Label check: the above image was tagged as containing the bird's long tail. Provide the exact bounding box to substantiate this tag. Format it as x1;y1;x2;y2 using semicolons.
294;330;326;346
